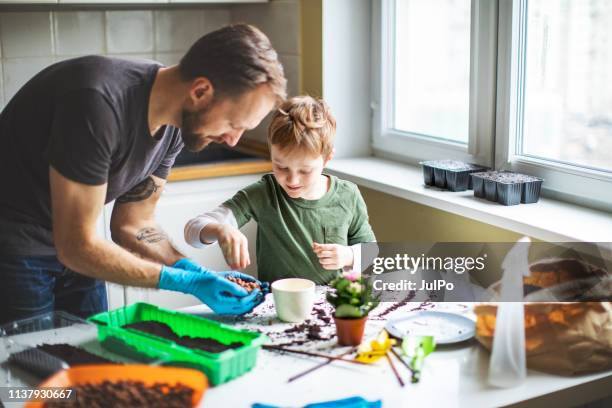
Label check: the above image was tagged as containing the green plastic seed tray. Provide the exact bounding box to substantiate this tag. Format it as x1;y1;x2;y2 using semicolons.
88;302;267;385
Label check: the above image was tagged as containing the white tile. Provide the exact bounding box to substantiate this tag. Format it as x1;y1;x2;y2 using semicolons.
0;12;53;58
155;10;205;53
231;0;299;55
279;53;299;97
154;52;183;67
3;57;55;103
53;55;94;64
54;11;104;56
106;11;153;54
203;8;231;34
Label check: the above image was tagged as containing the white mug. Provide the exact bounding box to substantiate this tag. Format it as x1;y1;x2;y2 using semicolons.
271;278;316;323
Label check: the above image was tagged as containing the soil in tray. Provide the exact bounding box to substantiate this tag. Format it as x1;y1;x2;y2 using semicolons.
122;321;244;353
9;343;116;377
32;343;115;366
43;380;193;408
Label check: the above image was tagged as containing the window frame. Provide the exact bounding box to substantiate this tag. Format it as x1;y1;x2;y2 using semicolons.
371;0;498;167
373;0;612;212
495;0;612;211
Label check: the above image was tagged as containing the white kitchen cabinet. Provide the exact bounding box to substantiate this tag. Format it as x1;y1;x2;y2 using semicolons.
121;173;263;309
97;202;126;310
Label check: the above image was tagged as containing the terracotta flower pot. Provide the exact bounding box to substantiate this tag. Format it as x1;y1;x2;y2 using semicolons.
333;315;368;346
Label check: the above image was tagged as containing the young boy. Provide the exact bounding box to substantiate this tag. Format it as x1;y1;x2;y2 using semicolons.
184;96;375;284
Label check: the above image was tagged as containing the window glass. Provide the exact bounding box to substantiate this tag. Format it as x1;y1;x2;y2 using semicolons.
393;0;471;143
522;0;612;172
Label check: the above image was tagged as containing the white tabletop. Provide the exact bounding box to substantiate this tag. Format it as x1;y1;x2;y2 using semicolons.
181;292;612;408
1;295;609;408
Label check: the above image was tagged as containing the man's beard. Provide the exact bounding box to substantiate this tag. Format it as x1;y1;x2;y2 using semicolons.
180;104;213;152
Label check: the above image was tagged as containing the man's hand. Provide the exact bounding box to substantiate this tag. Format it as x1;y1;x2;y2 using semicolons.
312;242;354;270
212;225;251;270
174;258;268;294
159;260;264;315
49;167;163;287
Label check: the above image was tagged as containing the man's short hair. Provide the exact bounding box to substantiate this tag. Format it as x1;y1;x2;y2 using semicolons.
268;96;336;158
179;24;287;103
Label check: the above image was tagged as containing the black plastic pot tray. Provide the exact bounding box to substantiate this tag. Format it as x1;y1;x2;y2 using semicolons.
420;160;489;192
470;171;544;206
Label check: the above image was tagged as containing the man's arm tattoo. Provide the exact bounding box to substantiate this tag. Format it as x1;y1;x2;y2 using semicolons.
116;177;159;203
136;227;167;244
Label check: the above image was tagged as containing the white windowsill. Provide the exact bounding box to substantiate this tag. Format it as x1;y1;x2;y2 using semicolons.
327;157;612;242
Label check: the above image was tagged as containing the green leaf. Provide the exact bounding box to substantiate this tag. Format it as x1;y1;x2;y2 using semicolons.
335;304;363;318
401;336;436;383
401;336;435;356
336;279;350;292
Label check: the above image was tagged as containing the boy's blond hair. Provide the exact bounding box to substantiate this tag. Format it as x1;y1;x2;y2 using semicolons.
268;96;336;158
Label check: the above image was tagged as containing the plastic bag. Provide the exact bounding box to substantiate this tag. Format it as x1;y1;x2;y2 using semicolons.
487;237;531;388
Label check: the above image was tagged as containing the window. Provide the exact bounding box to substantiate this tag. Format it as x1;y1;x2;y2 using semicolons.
521;0;612;173
394;0;471;143
372;0;497;167
497;0;612;210
374;0;612;210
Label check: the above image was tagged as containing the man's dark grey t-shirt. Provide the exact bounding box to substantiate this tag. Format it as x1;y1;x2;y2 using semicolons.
0;56;184;256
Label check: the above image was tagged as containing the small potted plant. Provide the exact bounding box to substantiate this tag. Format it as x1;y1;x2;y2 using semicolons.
326;271;379;346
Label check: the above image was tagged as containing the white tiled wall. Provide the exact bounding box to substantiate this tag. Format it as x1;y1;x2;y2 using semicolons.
0;7;231;108
0;0;301;138
54;12;105;56
231;0;301;142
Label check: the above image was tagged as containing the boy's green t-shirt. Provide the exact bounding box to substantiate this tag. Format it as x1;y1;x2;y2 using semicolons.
222;173;375;284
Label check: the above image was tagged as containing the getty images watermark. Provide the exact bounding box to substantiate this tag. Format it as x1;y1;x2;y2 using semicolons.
359;242;612;303
371;252;487;291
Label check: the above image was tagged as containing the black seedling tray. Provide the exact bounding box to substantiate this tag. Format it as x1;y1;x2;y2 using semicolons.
420;160;489;192
470;171;543;206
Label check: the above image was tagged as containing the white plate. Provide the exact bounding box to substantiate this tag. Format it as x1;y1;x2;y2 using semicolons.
385;311;475;345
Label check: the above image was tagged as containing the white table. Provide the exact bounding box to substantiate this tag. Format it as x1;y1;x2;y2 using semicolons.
1;296;609;408
181;293;612;408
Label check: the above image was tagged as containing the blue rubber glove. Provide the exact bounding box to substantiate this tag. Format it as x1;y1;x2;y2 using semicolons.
304;397;382;408
175;258;270;295
252;397;382;408
158;262;263;315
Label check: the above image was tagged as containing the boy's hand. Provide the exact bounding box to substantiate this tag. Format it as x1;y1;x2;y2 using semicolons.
312;242;354;270
217;225;251;270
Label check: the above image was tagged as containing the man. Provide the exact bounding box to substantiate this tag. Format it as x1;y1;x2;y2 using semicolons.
0;24;287;324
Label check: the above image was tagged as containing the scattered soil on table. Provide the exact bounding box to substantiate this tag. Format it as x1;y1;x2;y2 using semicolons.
246;300;336;347
242;297;337;346
273;319;335;347
372;290;416;320
312;305;332;324
122;321;243;353
410;301;434;312
226;276;260;292
285;320;327;340
43;380;193;408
